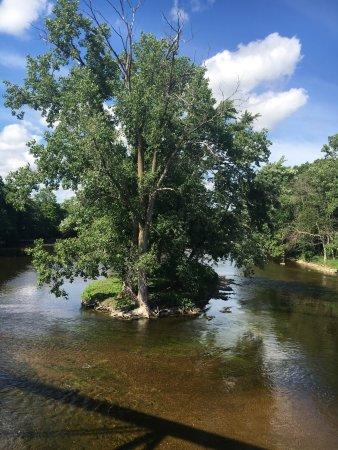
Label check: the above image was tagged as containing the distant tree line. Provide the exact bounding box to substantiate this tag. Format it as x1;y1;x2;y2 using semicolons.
258;134;338;264
0;172;64;247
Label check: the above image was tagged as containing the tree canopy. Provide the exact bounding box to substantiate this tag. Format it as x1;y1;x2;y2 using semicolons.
259;138;338;263
5;0;273;316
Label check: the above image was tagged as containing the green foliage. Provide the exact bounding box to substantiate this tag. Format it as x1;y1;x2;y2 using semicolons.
260;137;338;263
288;154;337;260
176;297;196;310
149;261;218;308
254;159;296;259
5;166;38;211
175;261;219;300
322;134;338;158
0;175;64;247
115;294;137;312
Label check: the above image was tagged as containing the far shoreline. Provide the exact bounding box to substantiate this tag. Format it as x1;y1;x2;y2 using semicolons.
293;259;337;276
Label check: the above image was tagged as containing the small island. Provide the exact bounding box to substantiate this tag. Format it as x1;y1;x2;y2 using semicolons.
81;263;220;319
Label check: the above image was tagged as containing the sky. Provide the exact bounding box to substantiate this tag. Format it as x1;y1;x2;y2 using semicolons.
0;0;338;181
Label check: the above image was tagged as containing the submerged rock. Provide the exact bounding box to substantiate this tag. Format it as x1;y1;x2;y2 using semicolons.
204;315;215;321
220;306;232;313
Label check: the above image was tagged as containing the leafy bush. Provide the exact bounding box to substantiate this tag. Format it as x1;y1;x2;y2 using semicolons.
115;294;137;312
177;297;195;310
148;261;219;309
176;261;219;302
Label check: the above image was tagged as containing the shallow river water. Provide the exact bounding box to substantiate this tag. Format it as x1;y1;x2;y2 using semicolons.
0;257;337;449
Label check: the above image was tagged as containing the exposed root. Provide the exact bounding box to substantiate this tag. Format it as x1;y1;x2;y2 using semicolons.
95;303;202;320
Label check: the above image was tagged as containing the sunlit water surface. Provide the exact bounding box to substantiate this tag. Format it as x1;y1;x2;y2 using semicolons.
0;257;337;449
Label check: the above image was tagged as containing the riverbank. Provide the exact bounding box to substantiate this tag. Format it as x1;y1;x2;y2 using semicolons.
294;259;338;275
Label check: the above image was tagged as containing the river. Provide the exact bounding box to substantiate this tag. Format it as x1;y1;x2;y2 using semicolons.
0;257;337;449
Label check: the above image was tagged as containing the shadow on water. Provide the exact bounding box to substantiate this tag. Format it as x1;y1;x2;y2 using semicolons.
0;256;29;288
0;364;264;449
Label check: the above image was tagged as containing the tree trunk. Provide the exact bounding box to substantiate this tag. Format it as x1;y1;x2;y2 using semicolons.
322;239;327;262
136;142;150;317
136;194;157;317
135;142;159;318
137;223;150;317
137;266;150;318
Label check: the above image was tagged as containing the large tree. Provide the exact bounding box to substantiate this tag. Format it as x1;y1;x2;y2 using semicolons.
5;0;271;316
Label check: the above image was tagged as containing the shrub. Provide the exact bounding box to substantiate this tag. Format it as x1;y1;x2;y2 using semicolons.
176;261;219;302
115;294;137;312
148;261;219;308
177;297;195;310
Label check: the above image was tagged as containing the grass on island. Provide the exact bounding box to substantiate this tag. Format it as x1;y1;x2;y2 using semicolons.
310;257;338;270
81;277;123;307
81;277;138;312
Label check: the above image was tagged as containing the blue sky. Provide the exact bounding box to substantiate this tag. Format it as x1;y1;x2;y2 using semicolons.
1;0;338;178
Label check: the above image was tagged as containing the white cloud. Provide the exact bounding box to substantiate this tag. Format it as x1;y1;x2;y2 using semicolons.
170;0;189;23
0;51;26;68
191;0;215;12
204;33;302;99
0;122;39;177
247;89;308;130
0;118;73;201
0;0;51;36
204;33;307;130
